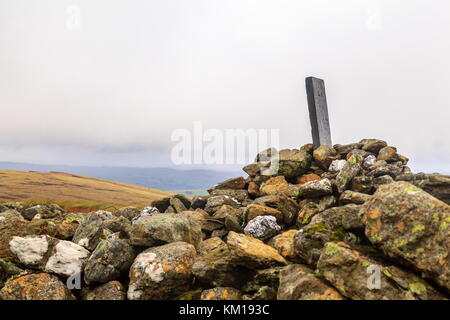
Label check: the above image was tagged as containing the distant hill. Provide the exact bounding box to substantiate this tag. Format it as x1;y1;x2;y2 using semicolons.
0;162;241;191
0;170;172;209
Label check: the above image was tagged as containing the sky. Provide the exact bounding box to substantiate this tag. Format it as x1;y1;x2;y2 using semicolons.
0;0;449;173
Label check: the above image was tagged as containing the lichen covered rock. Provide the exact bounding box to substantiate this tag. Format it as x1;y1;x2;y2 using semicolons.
361;182;450;290
128;241;196;300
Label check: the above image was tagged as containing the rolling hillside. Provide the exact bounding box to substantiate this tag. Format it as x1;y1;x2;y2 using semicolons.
0;170;172;210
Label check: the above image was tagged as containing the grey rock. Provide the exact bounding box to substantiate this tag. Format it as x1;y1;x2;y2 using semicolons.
244;216;281;241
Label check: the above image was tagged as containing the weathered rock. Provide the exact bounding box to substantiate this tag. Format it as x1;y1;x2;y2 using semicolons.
244;216;281;241
336;161;361;193
151;197;171;212
267;230;298;261
84;238;135;284
396;173;450;205
25;219;58;237
0;258;24;288
350;175;373;194
296;202;320;227
130;213;202;248
0;273;75;300
311;204;364;231
115;207;141;221
212;205;243;233
8;235;91;278
241;267;282;300
0;210;29;259
22;204;64;220
294;202;365;267
247;181;261;198
101;216;132;239
373;174;395;188
362;154;377;169
295;173;321;185
334;143;362;155
209;177;246;191
9;235;49;267
128;242;196;300
44;239;91;277
170;197;188;213
367;163;403;178
243;162;270;177
277;264;344;300
339;190;372;204
313;145;337;170
244;204;283;224
317;242;444;300
201;287;242;300
328;159;347;173
204;195;240;215
277;149;312;178
190;196;208;209
192;237;253;288
226;231;287;269
346;149;371;161
360;139;388;153
361;182;450;290
56;213;87;240
260;176;289;196
72;210;114;251
209;189;249;203
83;281;126;300
298;178;333;198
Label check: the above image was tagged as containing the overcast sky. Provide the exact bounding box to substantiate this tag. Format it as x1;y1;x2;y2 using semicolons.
0;0;449;173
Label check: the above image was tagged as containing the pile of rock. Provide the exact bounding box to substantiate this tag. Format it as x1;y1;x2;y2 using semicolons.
0;138;449;300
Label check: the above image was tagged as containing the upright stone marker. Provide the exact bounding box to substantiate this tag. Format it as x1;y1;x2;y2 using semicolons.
305;77;332;148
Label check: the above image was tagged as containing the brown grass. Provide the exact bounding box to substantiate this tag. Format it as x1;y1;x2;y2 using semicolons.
0;170;172;211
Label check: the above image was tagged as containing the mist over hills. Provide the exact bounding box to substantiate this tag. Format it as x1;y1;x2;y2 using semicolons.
0;162;240;191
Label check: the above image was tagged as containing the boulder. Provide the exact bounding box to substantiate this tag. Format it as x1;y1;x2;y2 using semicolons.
244;204;284;224
298;178;333;198
313;145;337;170
360;139;388;153
115;207;141;221
277;264;343;300
277;149;312;178
72;210;114;251
396;173;450;205
0;210;29;259
84;238;135;284
83;281;126;300
226;231;287;269
0;273;75;300
328;159;347;173
244;216;281;241
336;161;361;193
339;190;372;204
260;176;289;195
130;213;202;248
204;195;240;215
267;230;298;262
361;182;450;290
22;204;64;220
127;242;196;300
209;177;246;191
9;235;90;277
317;242;444;300
192;237;253;288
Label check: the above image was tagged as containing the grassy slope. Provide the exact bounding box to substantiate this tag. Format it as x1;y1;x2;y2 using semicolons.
0;170;172;211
